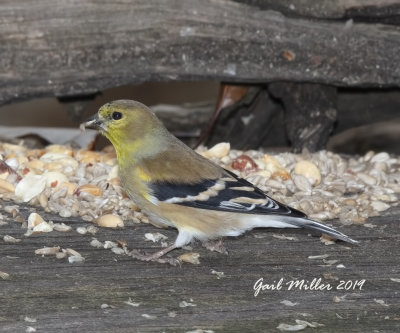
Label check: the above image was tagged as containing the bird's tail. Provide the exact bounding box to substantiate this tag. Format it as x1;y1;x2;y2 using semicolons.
246;215;358;244
278;216;358;244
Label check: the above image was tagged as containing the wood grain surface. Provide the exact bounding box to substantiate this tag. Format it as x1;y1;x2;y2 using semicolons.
1;0;400;107
0;202;399;332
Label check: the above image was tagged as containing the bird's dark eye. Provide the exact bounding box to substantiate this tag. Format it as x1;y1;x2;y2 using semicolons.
112;111;122;120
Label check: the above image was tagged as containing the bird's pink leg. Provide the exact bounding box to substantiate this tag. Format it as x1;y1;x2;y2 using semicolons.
125;244;180;265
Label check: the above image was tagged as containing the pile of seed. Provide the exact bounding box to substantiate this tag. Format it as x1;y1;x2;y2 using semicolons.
0;142;399;227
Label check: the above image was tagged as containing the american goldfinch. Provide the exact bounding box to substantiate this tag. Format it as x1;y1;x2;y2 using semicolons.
82;100;357;262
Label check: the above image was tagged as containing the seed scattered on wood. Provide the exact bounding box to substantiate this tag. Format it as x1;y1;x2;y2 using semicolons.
75;150;101;164
3;235;21;243
24;316;37;323
90;238;104;248
333;295;346;303
232;154;258;171
53;223;72;232
280;300;298;306
43;171;68;188
277;319;324;331
32;221;53;233
374;299;389;307
35;246;60;255
293;174;312;192
56;252;67;259
39;192;48;208
179;300;197;308
123;297;141;307
144;232;168;243
259;155;290;180
141;314;157;320
0;144;399;229
76;227;88;235
27;212;45;229
320;235;336;245
111;247;125;255
46;145;74;157
65;248;82;257
371;201;390;212
272;234;298;241
87;225;99;235
200;142;230;159
95;214;124;228
75;184;103;197
15;174;46;202
68;255;85;264
211;270;225;279
178;252;200;265
104;240;118;249
0;179;15;192
294;160;321;186
308;254;330;260
4;205;19;216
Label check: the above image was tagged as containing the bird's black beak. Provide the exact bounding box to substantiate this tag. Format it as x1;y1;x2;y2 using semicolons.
80;113;103;131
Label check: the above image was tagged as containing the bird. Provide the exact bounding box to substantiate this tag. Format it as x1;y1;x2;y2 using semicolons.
82;100;357;263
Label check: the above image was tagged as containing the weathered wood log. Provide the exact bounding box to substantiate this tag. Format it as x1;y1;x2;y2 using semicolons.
335;89;400;134
328;118;400;154
328;89;400;153
270;83;338;153
151;101;215;137
1;0;400;107
205;86;400;152
57;93;100;122
196;84;249;148
234;0;400;22
206;86;285;150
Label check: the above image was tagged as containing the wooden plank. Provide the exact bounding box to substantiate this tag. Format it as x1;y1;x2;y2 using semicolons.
0;202;399;332
1;0;400;107
234;0;400;21
269;83;338;152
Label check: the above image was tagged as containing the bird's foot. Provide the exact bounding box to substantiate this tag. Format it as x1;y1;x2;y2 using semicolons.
124;244;180;266
202;238;228;254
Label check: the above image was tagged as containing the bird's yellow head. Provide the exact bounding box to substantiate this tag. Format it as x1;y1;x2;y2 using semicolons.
82;100;167;159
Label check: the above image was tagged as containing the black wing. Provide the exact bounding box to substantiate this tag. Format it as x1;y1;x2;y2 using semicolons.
149;169;306;218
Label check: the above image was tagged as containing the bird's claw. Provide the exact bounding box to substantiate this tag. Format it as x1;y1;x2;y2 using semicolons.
125;248;180;266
